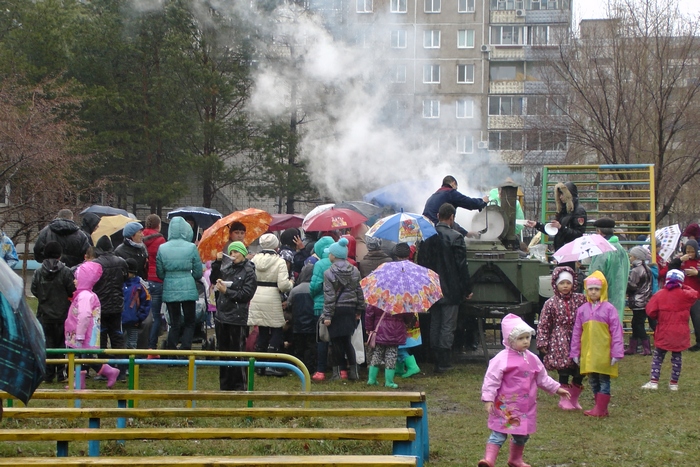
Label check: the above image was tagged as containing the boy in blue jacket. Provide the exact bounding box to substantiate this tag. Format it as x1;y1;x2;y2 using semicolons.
122;258;151;350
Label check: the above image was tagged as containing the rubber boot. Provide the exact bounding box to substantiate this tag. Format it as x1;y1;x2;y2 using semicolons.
641;339;652;356
384;369;398;389
98;364;120;389
401;355;421;378
624;338;638;355
558;384;576;410
394;360;406;377
440;348;453;369
477;443;500;467
506;442;531;467
348;364;359;381
568;384;583;410
330;366;341;381
367;366;380;386
432;349;442;373
79;370;87;389
584;393;610;418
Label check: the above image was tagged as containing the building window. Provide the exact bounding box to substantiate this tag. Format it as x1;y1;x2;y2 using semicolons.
457;135;474;154
488;96;524;115
457;64;475;84
391;30;407;48
390;64;407;83
458;29;475;48
489;131;524;150
490;0;524;10
425;0;441;13
490;26;525;45
391;0;407;13
525;131;567;151
423;100;440;118
424;30;441;48
423;64;440;83
527;0;562;10
357;0;373;13
459;0;476;12
456;99;474;118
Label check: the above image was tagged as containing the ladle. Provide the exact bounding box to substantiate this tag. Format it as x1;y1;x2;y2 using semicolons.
478;207;488;235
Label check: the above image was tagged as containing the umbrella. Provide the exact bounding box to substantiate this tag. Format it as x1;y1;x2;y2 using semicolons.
301;203;335;228
552;234;616;264
360;261;442;315
655;224;681;262
268;214;305;232
301;207;368;232
363;179;434;212
0;260;45;404
80;205;132;218
335;201;384;220
90;214;133;244
198;208;272;261
167;206;223;231
366;211;437;244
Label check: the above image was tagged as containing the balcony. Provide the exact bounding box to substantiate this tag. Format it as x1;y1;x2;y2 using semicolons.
488;115;525;129
489;81;525;94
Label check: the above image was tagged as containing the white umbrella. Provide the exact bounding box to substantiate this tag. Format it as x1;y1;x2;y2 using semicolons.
655;224;681;262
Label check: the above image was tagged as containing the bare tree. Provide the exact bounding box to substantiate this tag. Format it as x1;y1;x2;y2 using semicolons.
537;0;700;223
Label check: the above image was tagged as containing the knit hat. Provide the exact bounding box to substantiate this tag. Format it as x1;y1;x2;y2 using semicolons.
327;237;349;259
555;271;574;285
126;258;139;274
593;218;616;229
123;222;143;239
629;246;650;261
366;236;382;251
279;248;294;263
259;233;279;250
666;269;685;289
682;223;700;239
95;235;113;253
43;241;63;260
227;241;248;257
393;242;411;259
585;277;603;289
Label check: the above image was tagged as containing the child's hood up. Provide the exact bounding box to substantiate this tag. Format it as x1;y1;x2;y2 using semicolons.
74;261;103;291
551;265;578;298
500;313;535;350
584;270;608;303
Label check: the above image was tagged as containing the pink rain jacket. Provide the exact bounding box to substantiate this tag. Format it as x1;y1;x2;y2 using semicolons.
481;314;560;435
65;261;103;349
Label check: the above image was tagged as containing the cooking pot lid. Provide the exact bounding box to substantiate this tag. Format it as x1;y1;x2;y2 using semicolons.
470;206;506;241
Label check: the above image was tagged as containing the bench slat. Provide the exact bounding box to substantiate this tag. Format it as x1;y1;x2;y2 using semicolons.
0;427;416;442
0;455;417;466
3;407;423;419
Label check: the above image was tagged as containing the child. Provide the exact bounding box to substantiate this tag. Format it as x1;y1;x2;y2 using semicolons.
122;258;151;350
626;246;654;355
364;304;411;389
569;271;624;417
65;261;120;388
287;263;317;374
30;241;76;384
479;314;569;467
641;269;699;390
536;266;587;410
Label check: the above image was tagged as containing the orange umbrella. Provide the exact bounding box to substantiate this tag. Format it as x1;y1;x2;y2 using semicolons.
198;208;272;261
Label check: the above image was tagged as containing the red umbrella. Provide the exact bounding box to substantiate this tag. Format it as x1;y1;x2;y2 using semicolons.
302;207;368;232
268;214;305;232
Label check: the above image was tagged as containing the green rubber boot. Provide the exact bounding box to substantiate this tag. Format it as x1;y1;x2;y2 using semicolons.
384;369;398;389
367;366;380;386
401;355;421;378
394;360;406;377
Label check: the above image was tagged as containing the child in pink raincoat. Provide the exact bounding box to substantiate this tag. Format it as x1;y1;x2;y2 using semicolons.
479;313;569;467
569;271;624;418
64;261;120;388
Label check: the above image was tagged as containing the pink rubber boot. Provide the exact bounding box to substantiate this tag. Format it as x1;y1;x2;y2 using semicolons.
567;384;583;410
98;364;120;389
506;442;531;467
477;443;500;467
558;384;576;410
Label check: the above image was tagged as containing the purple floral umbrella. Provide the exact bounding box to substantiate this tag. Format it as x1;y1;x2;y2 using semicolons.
360;261;442;315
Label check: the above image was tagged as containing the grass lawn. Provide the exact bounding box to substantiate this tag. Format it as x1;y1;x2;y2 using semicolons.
2;347;700;466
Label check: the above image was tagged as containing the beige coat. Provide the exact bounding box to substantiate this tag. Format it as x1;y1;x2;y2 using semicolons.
248;251;294;327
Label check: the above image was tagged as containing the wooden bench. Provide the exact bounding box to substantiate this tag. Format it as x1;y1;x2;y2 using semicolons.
0;390;428;467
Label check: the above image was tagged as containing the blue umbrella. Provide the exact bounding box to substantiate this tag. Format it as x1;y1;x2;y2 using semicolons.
363;180;433;212
365;212;437;244
167;206;223;231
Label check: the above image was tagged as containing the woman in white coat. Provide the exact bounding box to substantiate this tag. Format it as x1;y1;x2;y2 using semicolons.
248;234;294;376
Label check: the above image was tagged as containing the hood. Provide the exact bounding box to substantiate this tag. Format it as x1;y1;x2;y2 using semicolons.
684;239;699;256
341;234;357;260
584;270;609;303
329;260;357;287
81;213;101;234
41;258;64;275
551;265;578;299
49;218;80;236
500;313;535;349
314;236;335;259
74;261;103;291
298;263;314;284
252;251;282;273
167;216;193;242
683;223;700;239
554;182;578;214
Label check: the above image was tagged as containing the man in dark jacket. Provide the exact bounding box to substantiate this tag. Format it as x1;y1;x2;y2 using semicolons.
212;241;257;391
80;212;101;247
34;209;90;267
526;181;587;253
93;235;129;381
417;203;472;373
358;237;392;278
422;175;488;235
30;241;76;383
114;222;148;280
288;263;316;373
